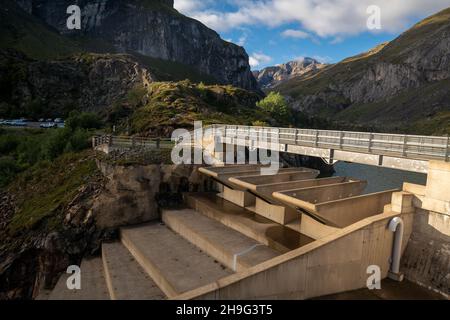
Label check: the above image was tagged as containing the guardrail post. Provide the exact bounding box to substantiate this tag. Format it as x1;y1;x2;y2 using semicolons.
339;131;344;149
368;133;373;153
446;134;449;162
315;130;319;147
156;138;161;149
402;135;408;157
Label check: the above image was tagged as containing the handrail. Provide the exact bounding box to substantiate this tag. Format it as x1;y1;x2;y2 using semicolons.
92;125;449;163
208;124;450;162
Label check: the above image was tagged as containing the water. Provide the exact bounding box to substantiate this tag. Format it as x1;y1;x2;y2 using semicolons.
333;162;427;194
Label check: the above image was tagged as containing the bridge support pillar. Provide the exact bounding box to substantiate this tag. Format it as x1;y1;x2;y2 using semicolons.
423;161;450;216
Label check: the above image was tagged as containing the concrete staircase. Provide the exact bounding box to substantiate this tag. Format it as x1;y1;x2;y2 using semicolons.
47;194;289;300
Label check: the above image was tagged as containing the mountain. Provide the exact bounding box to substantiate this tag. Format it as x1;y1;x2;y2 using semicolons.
276;8;450;135
11;0;257;91
253;58;326;89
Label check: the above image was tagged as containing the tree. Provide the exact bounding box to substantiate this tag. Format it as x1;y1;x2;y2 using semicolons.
256;92;291;125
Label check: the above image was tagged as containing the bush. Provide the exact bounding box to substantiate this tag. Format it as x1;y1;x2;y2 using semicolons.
66;111;102;131
64;129;91;153
256;92;291;125
126;85;147;108
40;128;72;160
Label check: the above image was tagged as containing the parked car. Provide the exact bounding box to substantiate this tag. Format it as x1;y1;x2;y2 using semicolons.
40;122;57;129
38;118;45;122
10;120;27;127
54;118;64;123
45;118;53;122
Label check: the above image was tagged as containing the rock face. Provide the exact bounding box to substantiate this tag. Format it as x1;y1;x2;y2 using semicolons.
0;156;214;299
254;58;326;89
92;162;211;228
0;49;153;116
277;8;450;133
13;0;258;91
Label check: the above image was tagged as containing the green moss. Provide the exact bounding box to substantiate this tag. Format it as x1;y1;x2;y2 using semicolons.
7;151;99;235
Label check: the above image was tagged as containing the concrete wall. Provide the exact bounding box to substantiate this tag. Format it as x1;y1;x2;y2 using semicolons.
400;161;450;297
176;210;414;300
401;209;450;297
315;190;397;228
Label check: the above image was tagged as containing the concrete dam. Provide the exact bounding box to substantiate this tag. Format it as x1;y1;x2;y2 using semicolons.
44;126;449;299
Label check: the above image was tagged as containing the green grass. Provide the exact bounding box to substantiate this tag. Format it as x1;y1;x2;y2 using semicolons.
127;81;269;135
7;151;98;235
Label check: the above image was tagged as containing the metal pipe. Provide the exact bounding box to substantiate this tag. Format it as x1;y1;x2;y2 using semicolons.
388;217;405;281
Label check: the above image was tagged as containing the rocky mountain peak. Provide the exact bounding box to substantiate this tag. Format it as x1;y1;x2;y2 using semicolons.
253;58;326;89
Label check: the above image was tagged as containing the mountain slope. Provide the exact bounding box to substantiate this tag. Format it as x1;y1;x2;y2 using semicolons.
277;8;450;134
253;58;326;89
13;0;258;91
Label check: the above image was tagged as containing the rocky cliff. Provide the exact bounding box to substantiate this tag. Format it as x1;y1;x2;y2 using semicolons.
253;58;326;89
277;8;450;134
0;49;154;117
13;0;258;91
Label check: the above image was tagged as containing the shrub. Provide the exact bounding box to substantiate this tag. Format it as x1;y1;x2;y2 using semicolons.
64;129;91;153
256;92;291;125
40;128;71;160
65;111;102;131
126;85;147;108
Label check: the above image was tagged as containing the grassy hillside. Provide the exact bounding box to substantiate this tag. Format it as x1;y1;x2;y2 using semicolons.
124;81;269;135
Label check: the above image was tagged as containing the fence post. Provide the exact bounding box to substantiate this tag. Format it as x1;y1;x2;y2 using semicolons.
156;138;161;149
446;134;449;162
368;133;373;153
315;130;319;147
402;135;408;157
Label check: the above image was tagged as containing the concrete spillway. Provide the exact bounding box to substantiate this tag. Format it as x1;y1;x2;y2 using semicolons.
44;162;449;300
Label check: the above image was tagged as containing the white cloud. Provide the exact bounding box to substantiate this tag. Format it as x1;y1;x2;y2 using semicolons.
281;29;310;39
237;34;248;46
249;52;273;68
175;0;450;38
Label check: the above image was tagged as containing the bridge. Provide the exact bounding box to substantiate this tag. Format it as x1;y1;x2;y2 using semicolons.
93;125;450;174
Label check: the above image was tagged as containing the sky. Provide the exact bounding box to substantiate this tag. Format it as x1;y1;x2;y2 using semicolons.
173;0;450;70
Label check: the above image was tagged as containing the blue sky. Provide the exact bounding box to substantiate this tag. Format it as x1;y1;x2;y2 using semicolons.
174;0;450;70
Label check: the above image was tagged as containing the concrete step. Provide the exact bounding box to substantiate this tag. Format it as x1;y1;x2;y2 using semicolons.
48;257;109;300
185;193;315;253
120;223;233;298
162;209;280;272
102;242;166;300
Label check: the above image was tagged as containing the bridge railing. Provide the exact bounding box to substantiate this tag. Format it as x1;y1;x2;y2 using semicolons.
209;124;450;162
92;135;174;151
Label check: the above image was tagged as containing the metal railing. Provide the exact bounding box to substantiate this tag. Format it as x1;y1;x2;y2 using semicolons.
209;124;450;162
92;135;174;150
93;125;449;163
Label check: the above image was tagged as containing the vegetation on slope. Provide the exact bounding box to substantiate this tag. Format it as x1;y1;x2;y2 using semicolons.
0;112;102;188
6;150;99;235
108;80;272;135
